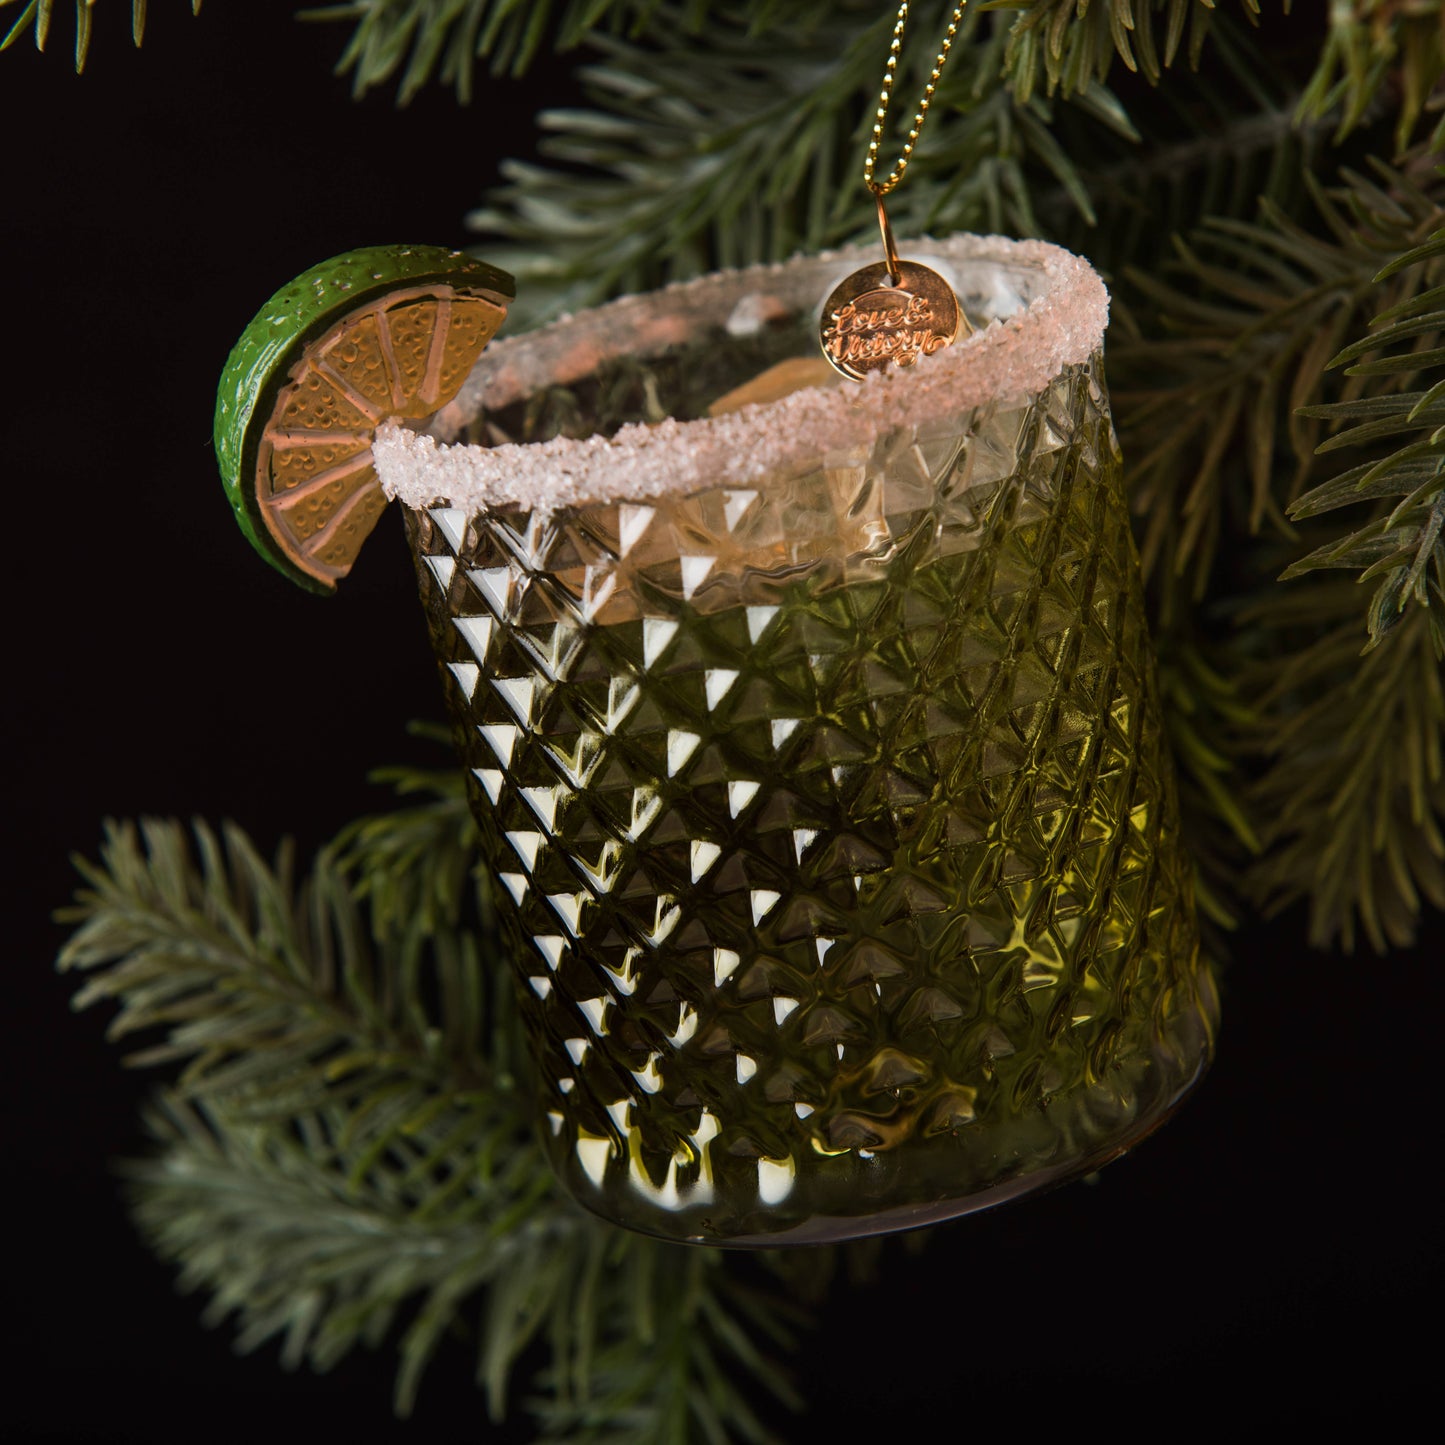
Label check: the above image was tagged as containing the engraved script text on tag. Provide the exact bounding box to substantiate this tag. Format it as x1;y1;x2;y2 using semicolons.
822;290;951;370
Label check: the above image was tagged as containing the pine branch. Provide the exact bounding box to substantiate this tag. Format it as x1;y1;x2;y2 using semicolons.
460;3;1348;330
1242;581;1445;950
467;2;1121;328
130;1091;802;1433
1155;638;1262;933
1230;213;1445;949
1295;0;1445;154
1283;222;1445;651
128;1094;567;1414
304;0;1255;103
982;0;1258;101
0;0;201;69
1108;157;1442;949
57;818;505;1113
527;1251;803;1444
332;725;485;939
300;0;674;100
60;792;812;1436
1111;154;1444;599
1037;12;1334;274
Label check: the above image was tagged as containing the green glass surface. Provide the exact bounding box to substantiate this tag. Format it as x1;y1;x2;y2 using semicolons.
404;303;1215;1246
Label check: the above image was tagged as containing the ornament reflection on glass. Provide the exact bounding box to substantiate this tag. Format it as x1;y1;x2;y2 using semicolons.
365;233;1217;1246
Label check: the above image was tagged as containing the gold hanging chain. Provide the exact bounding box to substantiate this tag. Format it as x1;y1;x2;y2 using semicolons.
863;2;968;198
819;0;970;377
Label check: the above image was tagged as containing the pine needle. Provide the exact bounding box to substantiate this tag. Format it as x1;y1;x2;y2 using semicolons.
0;0;203;68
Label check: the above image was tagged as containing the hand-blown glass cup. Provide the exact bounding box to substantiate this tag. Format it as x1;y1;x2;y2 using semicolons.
373;234;1217;1246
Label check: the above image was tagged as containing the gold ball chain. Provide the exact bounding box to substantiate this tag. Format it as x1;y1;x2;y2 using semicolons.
863;2;968;198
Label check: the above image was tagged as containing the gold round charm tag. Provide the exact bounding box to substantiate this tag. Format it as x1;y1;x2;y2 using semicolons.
819;259;960;381
816;3;972;381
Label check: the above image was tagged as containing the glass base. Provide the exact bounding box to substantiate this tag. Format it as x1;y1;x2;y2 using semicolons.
544;963;1216;1246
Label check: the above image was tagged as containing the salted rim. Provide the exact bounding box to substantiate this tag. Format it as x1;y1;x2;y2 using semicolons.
374;233;1108;518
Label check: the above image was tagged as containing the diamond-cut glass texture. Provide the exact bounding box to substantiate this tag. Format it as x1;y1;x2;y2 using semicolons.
406;350;1215;1245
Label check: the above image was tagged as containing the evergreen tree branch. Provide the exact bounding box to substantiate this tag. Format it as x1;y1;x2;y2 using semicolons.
459;3;1346;331
1235;213;1445;949
128;1093;565;1414
467;2;1121;328
57;818;503;1110
982;0;1257;101
300;0;669;100
130;1091;802;1434
1110;154;1443;599
1283;222;1445;651
1109;156;1442;949
304;0;1254;103
1037;12;1333;274
1155;638;1262;934
1295;0;1445;154
0;0;201;69
527;1248;803;1444
331;726;485;940
1242;582;1445;949
60;792;812;1437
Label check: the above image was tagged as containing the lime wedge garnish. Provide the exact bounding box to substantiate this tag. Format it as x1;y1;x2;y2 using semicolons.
215;245;513;593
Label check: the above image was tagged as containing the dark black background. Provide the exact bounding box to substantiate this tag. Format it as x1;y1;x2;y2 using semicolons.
5;7;1441;1441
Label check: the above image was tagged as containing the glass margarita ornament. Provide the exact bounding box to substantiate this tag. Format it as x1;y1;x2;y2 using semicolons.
216;234;1216;1246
